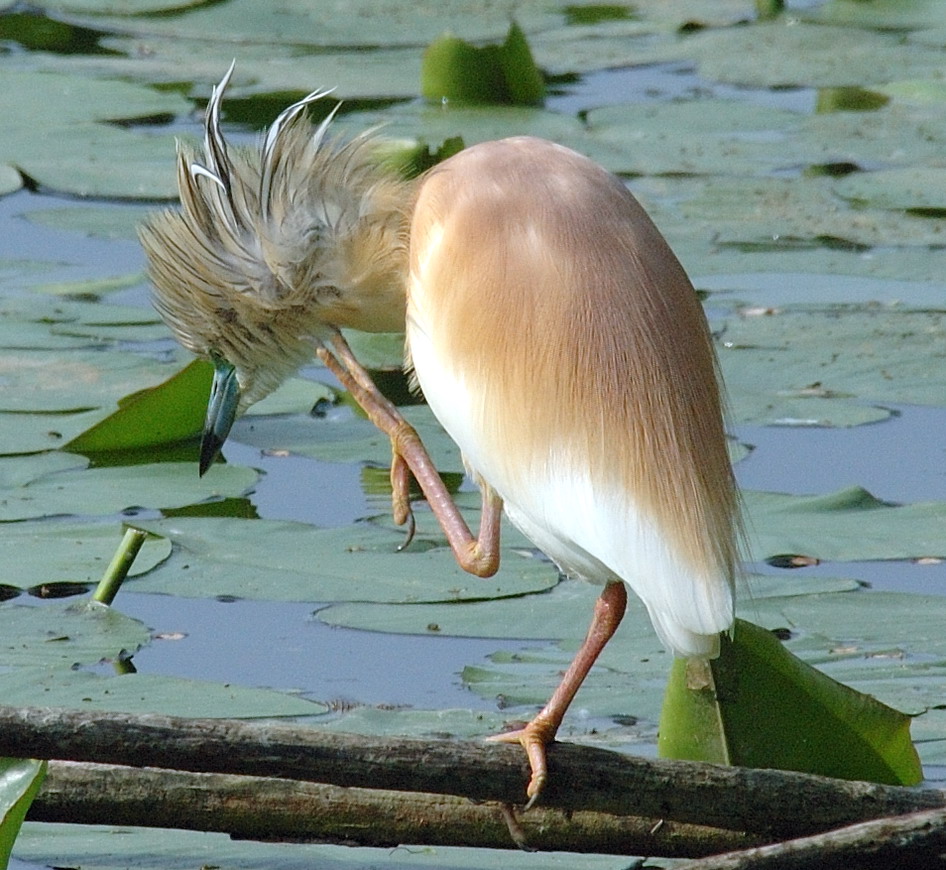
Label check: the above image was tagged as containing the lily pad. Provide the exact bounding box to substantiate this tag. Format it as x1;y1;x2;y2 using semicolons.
718;305;946;426
0;758;46;870
669;21;946;89
833;167;946;212
12;822;629;870
0;667;326;719
659;619;922;785
0;459;258;522
231;402;464;472
0;521;170;585
0;347;175;413
0;69;189;198
129;516;558;603
0;600;150;668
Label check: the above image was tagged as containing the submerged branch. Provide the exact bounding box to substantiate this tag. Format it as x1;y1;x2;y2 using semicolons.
1;704;942;846
32;761;758;856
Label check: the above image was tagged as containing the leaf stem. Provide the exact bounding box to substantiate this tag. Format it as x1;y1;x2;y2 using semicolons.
91;527;148;606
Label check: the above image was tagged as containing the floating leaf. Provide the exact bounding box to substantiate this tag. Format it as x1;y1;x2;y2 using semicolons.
658;619;922;786
129;516;558;603
0;459;257;522
0;668;326;719
0;758;46;870
0;521;170;585
0;600;150;669
745;486;946;562
422;22;544;106
65;358;212;454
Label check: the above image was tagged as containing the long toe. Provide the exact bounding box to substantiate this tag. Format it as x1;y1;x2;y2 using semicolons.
488;719;558;808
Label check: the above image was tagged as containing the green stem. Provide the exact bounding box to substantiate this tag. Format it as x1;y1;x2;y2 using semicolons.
91;527;148;606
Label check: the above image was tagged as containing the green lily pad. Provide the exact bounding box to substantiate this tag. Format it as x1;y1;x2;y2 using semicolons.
12;822;629;870
232;402;463;472
0;347;174;412
0;758;46;870
128;516;558;603
65;359;212;454
26;203;156;241
317;706;508;739
659;619;922;785
585;99;804;177
421;22;544;106
833;167;946;212
807;0;946;31
746;487;946;562
0;521;170;585
0;459;258;522
669;21;946;88
718;305;946;426
0;409;107;455
0;667;326;719
0;69;190;199
0;600;150;668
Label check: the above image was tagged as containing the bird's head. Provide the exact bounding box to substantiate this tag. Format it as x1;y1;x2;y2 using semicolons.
140;63;411;473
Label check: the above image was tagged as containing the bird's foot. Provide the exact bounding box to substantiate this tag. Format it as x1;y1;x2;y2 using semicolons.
488;717;558;810
389;453;416;549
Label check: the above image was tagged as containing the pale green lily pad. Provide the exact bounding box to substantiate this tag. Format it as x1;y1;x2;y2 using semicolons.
29;39;422;101
0;667;326;719
128;516;558;603
797;100;946;169
53;0;566;48
0;347;172;412
666;21;946;89
0;69;189;198
0;164;22;196
318;572;861;642
25;203;155;241
0;521;170;585
318;706;507;739
336;102;586;156
13;822;629;870
0;600;150;668
833;168;946;211
807;0;946;31
247;377;335;417
680;176;946;250
232;402;464;472
0;294;163;348
0;408;119;455
718;306;946;426
0;461;258;522
36;271;149;298
584;100;805;177
747;486;946;563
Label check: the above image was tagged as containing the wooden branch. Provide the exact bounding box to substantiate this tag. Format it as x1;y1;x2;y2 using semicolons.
31;761;759;856
677;806;946;870
1;705;942;842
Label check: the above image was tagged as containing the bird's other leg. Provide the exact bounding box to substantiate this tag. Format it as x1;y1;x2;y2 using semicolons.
317;330;503;577
489;580;628;809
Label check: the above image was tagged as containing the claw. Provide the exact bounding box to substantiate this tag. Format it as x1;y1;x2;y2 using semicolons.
487;718;556;809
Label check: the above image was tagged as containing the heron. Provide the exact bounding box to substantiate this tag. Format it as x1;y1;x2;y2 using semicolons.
141;66;741;808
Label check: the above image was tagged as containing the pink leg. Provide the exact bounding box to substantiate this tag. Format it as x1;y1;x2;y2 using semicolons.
490;580;628;808
317;331;503;578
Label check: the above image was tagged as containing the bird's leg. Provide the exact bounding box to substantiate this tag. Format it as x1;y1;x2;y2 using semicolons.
489;580;628;809
317;330;503;577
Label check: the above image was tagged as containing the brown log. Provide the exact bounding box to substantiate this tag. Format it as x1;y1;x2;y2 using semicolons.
31;761;759;856
0;705;942;840
677;806;946;870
